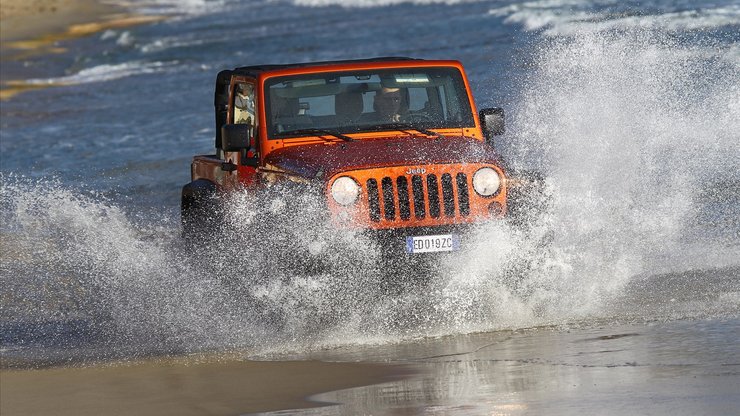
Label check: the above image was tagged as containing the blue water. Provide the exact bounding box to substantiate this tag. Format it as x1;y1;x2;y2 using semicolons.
1;0;739;364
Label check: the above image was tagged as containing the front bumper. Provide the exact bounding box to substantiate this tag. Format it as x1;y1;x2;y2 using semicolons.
364;223;479;256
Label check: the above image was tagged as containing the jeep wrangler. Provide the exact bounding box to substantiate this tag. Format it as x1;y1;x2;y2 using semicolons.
182;57;519;255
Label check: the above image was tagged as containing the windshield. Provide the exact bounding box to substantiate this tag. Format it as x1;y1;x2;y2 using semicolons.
265;67;474;139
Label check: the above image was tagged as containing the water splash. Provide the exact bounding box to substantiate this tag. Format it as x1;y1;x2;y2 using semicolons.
2;29;739;363
499;29;739;314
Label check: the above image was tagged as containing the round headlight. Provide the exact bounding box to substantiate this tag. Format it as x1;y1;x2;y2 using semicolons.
472;167;501;197
331;176;361;206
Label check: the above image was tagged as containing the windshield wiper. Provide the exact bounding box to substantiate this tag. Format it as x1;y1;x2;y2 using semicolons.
288;128;356;142
367;123;444;138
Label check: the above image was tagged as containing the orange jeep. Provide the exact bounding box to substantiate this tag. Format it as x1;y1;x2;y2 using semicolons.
182;57;517;255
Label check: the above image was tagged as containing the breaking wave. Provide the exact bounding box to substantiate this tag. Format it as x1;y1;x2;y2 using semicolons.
126;0;232;16
488;0;740;36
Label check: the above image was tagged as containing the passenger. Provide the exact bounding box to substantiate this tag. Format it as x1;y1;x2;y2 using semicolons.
372;86;404;123
234;83;255;125
334;91;364;125
270;95;297;119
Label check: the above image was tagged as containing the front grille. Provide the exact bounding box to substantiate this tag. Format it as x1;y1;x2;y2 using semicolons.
367;173;470;222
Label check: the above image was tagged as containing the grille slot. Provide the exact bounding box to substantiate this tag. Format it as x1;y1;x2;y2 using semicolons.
441;173;455;217
381;177;396;220
456;173;470;216
411;175;426;219
396;176;411;220
364;171;473;223
427;174;441;218
367;179;380;222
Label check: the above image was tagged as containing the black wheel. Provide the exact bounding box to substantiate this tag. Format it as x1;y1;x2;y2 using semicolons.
181;179;220;242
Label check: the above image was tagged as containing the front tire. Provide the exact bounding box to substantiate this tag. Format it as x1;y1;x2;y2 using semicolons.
181;179;220;242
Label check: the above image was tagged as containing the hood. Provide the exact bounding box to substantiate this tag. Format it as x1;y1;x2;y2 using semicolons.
262;135;506;179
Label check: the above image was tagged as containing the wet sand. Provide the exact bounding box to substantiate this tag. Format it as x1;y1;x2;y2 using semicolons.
293;318;740;415
6;317;734;416
0;357;408;415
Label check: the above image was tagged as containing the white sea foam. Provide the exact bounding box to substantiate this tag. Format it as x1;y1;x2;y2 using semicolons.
22;61;178;86
139;36;209;54
283;0;740;34
288;0;480;7
126;0;230;15
488;1;740;36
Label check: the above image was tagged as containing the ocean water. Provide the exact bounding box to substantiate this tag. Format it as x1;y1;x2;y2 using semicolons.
1;0;739;366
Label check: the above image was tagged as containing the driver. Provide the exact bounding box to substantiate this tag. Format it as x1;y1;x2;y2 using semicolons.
372;87;403;122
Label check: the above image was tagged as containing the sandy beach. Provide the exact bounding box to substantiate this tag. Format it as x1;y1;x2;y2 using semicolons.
0;0;120;42
1;0;165;50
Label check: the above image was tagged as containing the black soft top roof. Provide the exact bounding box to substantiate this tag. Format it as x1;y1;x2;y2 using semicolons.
230;56;422;77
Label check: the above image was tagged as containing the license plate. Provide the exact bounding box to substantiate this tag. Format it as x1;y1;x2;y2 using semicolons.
405;234;460;254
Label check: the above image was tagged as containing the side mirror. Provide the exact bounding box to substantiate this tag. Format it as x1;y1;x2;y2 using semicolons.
221;123;253;151
479;107;505;143
220;124;258;168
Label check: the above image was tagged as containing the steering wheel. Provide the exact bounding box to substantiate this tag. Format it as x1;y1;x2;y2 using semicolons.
404;112;434;123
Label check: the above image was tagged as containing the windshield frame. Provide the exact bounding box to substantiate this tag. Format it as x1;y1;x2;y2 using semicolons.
263;66;475;140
